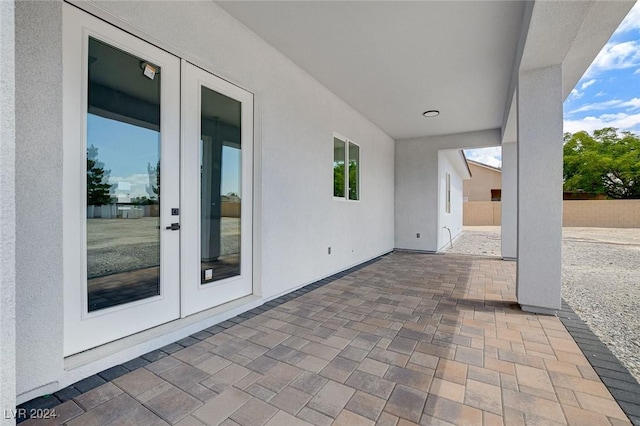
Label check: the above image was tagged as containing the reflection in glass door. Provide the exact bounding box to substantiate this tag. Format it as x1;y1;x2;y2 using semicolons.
200;87;242;284
181;61;253;317
86;37;162;311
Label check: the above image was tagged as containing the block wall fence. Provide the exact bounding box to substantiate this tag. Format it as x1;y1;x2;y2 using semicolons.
464;200;640;228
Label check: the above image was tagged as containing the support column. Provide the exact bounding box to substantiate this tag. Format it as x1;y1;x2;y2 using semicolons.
501;141;517;260
516;65;563;314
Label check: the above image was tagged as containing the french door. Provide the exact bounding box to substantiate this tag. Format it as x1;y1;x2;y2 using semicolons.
63;4;253;356
180;62;254;317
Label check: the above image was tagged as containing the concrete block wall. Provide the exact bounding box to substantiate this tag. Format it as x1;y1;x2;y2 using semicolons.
463;201;501;226
563;200;640;228
464;200;640;228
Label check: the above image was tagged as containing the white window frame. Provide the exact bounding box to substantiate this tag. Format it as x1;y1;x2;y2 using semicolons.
446;172;451;214
333;133;360;201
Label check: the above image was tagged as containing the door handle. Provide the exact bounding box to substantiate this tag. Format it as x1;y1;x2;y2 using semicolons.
166;223;181;231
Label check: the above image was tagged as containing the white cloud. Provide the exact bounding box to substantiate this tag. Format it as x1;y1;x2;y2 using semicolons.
569;88;583;100
619;97;640;110
564;112;640;134
635;68;640;75
615;1;640;34
464;147;502;168
109;173;153;199
580;79;597;90
596;91;607;97
585;40;640;76
568;99;623;114
567;97;640;115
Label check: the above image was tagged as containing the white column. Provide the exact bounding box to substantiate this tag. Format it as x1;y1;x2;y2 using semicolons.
0;0;17;420
516;65;563;314
501;141;517;260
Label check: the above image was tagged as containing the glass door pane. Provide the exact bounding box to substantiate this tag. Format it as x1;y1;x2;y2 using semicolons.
86;37;161;311
200;86;242;284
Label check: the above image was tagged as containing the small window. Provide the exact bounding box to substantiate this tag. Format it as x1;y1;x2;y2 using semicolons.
446;173;451;213
333;135;360;200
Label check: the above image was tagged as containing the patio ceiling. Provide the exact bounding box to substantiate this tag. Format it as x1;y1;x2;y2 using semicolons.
216;1;525;140
216;1;633;143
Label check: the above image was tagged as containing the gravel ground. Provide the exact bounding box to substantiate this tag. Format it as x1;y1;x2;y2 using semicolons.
445;226;640;383
87;217;240;278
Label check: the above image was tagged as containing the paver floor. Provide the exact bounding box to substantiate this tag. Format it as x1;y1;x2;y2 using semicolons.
28;252;632;425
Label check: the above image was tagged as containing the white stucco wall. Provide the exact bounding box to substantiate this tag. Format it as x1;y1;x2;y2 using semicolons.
501;141;517;259
394;140;439;251
15;0;394;399
1;0;17;421
15;0;65;403
437;150;466;251
395;129;500;252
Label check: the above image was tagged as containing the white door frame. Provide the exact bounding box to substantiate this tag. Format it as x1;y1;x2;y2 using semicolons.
62;4;181;356
180;61;254;317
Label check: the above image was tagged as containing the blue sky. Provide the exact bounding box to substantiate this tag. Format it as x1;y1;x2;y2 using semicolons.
89;114;241;199
466;1;640;168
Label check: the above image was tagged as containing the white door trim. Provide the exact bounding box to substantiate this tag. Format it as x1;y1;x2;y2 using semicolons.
62;4;181;356
180;60;254;317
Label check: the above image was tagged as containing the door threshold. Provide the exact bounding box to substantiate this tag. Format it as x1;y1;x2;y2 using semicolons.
64;294;261;371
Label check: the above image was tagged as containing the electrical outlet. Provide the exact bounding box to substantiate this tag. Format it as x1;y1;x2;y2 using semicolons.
416;233;421;238
328;247;331;254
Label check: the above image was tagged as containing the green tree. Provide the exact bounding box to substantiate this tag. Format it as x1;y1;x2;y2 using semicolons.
87;144;113;205
333;162;345;197
333;161;358;198
563;127;640;199
348;160;358;200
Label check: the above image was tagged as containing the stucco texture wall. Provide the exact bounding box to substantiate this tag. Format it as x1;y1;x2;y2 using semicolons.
15;0;395;398
395;129;500;252
437;151;465;251
15;0;64;400
394;142;439;251
1;0;16;419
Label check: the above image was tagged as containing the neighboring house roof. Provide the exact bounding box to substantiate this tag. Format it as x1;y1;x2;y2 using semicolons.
460;150;472;179
467;159;501;173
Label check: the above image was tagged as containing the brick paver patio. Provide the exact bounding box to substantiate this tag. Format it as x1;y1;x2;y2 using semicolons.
23;252;633;425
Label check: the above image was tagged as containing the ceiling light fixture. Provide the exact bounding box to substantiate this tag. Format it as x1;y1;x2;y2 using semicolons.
423;110;440;118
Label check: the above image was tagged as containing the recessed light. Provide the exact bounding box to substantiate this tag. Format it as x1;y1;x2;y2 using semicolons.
423;110;440;117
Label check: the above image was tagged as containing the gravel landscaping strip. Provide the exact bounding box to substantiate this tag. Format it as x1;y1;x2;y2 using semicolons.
445;226;640;384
